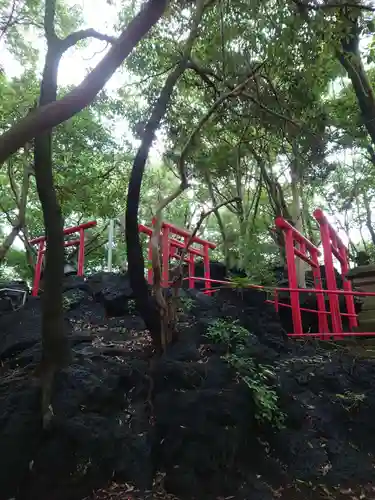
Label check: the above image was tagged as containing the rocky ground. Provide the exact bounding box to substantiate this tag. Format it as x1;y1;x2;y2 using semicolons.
0;271;375;500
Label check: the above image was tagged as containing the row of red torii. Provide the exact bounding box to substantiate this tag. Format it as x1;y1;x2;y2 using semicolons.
29;210;374;340
30;219;216;297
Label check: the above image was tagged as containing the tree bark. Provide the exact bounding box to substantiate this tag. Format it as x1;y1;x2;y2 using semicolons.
363;191;375;245
290;155;306;287
249;149;291;262
33;0;70;427
33;42;69;428
300;186;316;245
203;169;229;266
125;0;206;349
0;0;167;166
0;163;31;261
337;7;375;147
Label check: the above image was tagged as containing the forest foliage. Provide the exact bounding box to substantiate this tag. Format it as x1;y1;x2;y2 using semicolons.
1;0;375;281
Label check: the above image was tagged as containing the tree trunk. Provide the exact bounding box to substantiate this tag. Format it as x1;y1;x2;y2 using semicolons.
125;0;206;349
203;169;230;266
33;37;70;427
363;192;375;245
290;157;306;287
252;151;290;220
252;152;290;263
337;10;375;147
300;187;316;245
0;163;31;261
234;157;247;269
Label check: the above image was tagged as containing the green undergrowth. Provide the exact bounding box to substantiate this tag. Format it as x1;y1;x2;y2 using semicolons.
205;318;286;429
179;295;194;312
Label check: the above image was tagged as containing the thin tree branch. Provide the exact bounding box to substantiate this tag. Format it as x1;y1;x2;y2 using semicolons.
95;164;118;180
150;181;188;351
186;197;241;248
7;161;20;208
203;168;227;248
83;238;107;259
249;175;263;231
211;183;240;213
122;63;178;88
186;59;219;94
61;28;116;51
295;0;375;12
171;197;240;287
241;90;302;130
0;201;16;227
177;69;264;177
0;0;17;41
188;60;315;135
187;58;221;81
69;222;109;260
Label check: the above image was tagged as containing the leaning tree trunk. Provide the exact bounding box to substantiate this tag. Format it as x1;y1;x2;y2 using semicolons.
252;152;291;264
0;0;168;166
363;191;375;246
0;141;33;262
125;0;207;350
290;157;306;288
300;186;316;246
0;162;32;261
337;8;375;147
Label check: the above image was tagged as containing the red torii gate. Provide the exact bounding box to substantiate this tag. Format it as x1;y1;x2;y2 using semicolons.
272;208;358;339
30;220;216;296
139;219;216;293
313;208;357;337
30;221;97;296
274;216;329;338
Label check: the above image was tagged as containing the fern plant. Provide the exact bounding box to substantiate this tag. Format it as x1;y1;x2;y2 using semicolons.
205;318;285;428
205;318;249;348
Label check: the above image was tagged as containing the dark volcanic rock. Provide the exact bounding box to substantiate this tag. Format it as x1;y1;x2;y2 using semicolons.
62;275;90;293
86;272;136;317
0;355;152;500
65;294;107;326
0;297;42;360
0;270;374;500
